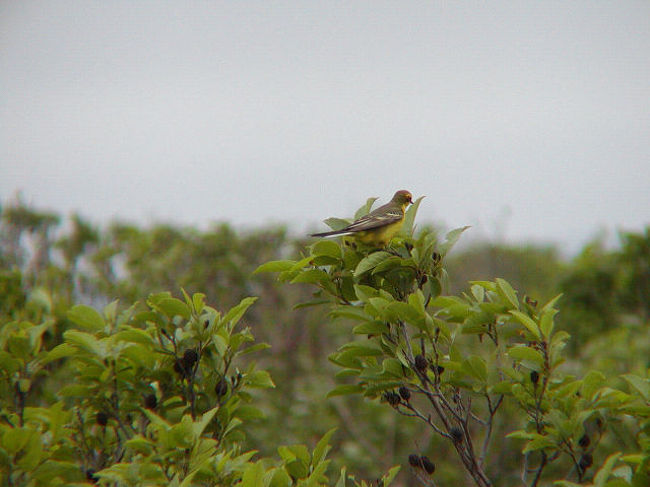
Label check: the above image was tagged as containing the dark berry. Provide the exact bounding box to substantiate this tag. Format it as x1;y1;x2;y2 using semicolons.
578;433;590;448
86;469;99;483
398;386;411;401
96;411;108;426
578;453;593;472
530;370;540;384
383;391;401;407
182;349;199;368
414;354;427;372
215;377;228;398
408;454;421;468
450;426;463;443
144;393;157;410
436;365;445;375
174;359;186;377
421;456;435;474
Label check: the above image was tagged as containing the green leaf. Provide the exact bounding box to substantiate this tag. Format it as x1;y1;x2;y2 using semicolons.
222;297;257;328
470;284;485;302
507;345;545;368
268;468;292;487
335;467;347;487
15;431;43;470
31;459;82;482
2;427;33;454
0;351;20;375
463;355;488;382
408;289;426;314
509;311;541;340
431;295;470;321
496;278;519;309
355;197;378;219
582;370;606;399
40;343;77;365
63;330;106;358
327;384;364;397
382;357;405;378
541;293;563;312
306;460;330;485
238;342;271;356
470;280;497;292
352;321;389;335
68;304;105;331
240;462;265;487
402;196;425;236
192;292;206;314
246;370;275;389
523;436;557;453
312;428;336;466
278;444;310;479
382;466;401;485
539;307;558;339
291;269;329;284
355;251;392;276
594;453;622;487
506;430;539;440
323;217;351;231
387;302;424;329
125;436;154;455
294;299;331;309
254;260;297;274
330;307;372;322
371;256;403;274
114;327;154;346
194;407;219;437
353;284;377;302
339;343;382;357
622;374;650;402
311;240;342;259
439;226;470;256
157;297;191;320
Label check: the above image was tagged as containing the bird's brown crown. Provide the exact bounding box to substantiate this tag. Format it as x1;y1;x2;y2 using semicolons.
392;190;413;205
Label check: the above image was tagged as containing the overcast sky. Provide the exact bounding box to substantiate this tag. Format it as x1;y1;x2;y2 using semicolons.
1;1;649;253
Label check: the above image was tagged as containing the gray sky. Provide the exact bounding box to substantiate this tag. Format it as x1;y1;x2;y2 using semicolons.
2;1;649;253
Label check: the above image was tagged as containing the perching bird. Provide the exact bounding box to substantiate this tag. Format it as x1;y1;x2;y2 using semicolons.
311;190;413;247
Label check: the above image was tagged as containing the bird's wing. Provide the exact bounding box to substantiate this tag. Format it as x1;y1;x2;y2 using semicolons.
340;203;403;233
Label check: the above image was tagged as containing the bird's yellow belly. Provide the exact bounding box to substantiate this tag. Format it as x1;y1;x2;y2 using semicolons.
356;220;404;247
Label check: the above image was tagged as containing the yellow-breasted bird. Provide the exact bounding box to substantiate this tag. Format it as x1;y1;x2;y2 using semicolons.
311;190;413;247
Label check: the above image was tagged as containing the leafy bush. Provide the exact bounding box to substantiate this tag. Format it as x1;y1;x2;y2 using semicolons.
0;287;398;486
1;198;649;486
256;200;650;486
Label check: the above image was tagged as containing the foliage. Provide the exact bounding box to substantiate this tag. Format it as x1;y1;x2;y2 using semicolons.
0;283;399;486
256;198;650;486
1;198;649;486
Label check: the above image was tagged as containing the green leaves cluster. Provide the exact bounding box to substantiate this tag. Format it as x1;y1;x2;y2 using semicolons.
2;199;649;487
257;214;650;486
0;287;398;486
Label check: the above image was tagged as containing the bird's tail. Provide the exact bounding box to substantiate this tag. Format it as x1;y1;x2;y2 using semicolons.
310;229;346;237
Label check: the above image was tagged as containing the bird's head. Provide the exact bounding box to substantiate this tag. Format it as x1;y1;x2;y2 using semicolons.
392;190;413;206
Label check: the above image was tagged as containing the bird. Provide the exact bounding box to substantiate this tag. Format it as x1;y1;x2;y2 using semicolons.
311;190;413;247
